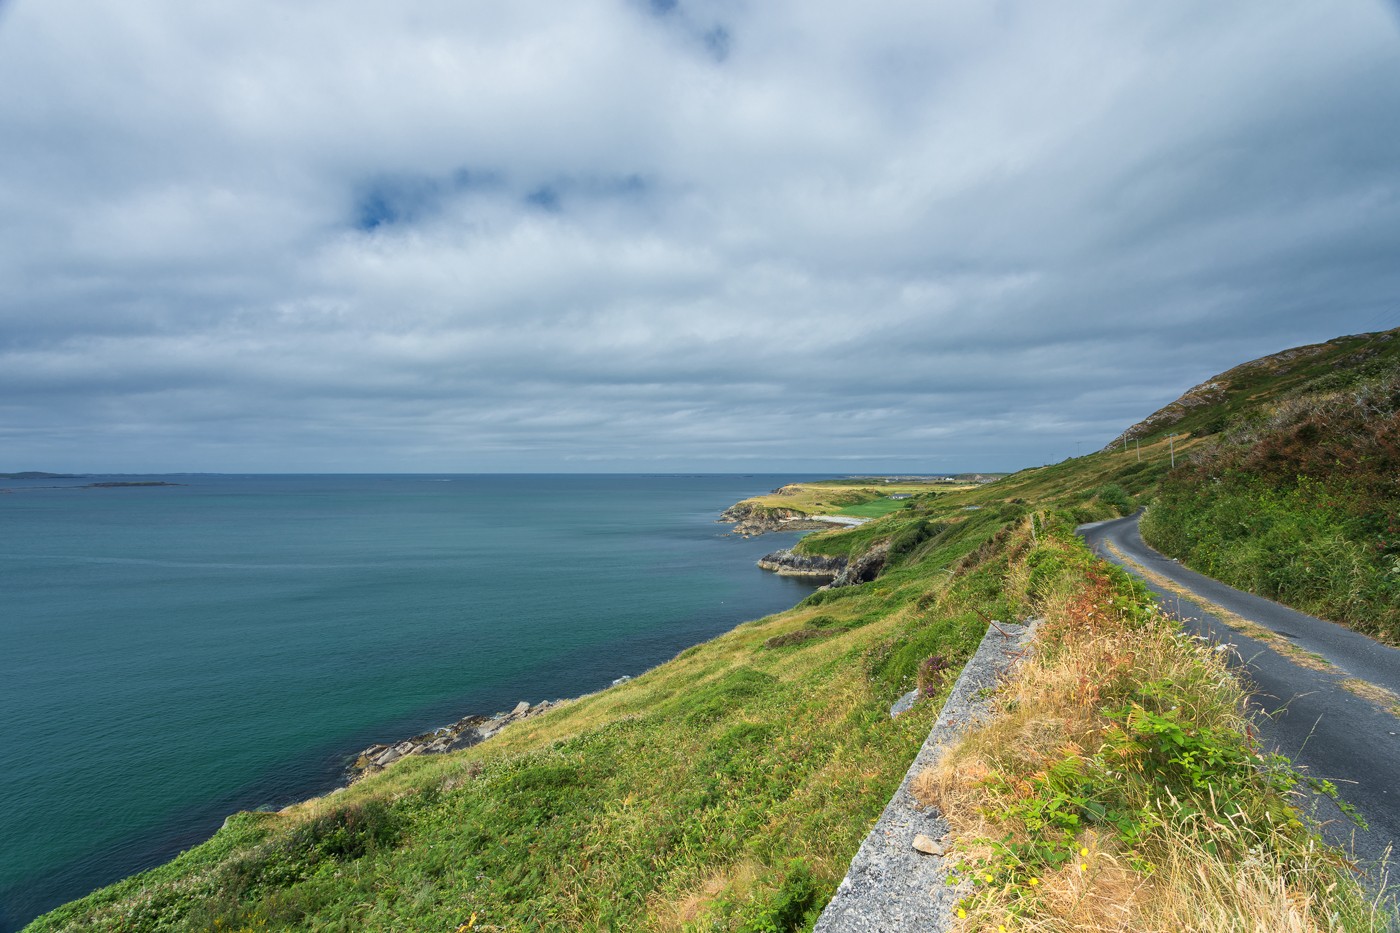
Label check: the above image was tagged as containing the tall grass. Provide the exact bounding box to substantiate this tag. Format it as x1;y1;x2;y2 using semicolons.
916;518;1388;931
1142;373;1400;644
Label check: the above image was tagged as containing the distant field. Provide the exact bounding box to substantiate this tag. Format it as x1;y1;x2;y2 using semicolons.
834;497;912;518
740;482;971;516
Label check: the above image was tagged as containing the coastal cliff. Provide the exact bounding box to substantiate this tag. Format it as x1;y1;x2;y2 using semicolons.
755;540;889;587
756;549;847;581
718;501;836;535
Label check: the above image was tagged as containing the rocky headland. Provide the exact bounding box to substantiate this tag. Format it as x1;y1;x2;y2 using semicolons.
757;541;890;588
757;549;848;581
718;501;835;535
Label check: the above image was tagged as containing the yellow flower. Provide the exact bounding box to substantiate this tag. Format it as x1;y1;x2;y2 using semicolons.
1079;862;1088;871
957;907;967;918
1029;877;1039;886
983;874;993;883
1080;847;1089;857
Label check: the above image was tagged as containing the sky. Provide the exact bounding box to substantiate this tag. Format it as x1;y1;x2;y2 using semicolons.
2;1;1399;474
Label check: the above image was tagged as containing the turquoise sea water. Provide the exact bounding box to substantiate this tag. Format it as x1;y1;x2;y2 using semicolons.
0;474;822;931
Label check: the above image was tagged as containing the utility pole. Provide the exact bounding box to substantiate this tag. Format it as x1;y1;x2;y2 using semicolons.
1169;433;1176;468
1135;438;1141;462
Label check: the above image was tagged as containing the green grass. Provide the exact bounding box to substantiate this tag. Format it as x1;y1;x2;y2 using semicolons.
28;527;1002;932
925;519;1385;931
833;497;914;518
1141;367;1400;644
728;482;969;519
29;330;1400;932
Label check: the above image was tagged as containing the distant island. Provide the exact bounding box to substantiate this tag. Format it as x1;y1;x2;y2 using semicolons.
0;474;182;489
0;471;83;479
86;481;183;488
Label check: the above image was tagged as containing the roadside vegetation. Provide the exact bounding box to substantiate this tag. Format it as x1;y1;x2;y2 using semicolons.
28;329;1399;931
1142;368;1400;645
922;517;1384;932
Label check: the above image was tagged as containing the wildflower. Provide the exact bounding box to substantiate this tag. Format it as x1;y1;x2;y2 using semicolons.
957;907;967;918
1080;847;1089;856
1029;877;1039;886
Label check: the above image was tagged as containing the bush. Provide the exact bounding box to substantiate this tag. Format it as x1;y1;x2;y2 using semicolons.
1141;373;1400;643
1096;483;1134;515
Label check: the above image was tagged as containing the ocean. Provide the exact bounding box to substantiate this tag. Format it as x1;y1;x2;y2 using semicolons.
0;473;822;931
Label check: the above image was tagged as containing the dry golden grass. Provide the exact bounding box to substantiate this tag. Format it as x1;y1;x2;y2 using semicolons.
1340;679;1400;719
913;527;1386;932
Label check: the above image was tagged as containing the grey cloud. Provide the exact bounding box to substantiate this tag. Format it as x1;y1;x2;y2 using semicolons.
2;1;1399;473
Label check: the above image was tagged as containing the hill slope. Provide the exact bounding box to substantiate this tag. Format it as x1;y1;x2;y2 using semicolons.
1103;327;1400;450
1136;328;1400;643
26;331;1398;932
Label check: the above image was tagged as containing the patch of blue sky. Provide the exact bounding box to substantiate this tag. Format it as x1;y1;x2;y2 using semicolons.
352;169;500;232
352;169;652;231
703;25;730;62
636;0;731;63
523;174;651;213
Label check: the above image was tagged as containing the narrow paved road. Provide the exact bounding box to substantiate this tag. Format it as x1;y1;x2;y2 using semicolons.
1079;513;1400;904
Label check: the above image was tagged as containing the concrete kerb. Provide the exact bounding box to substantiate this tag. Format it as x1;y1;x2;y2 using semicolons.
814;619;1037;933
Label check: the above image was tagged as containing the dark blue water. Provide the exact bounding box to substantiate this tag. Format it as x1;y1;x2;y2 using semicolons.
0;474;821;931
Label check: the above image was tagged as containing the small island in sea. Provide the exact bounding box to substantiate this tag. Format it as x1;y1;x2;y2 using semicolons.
0;471;83;479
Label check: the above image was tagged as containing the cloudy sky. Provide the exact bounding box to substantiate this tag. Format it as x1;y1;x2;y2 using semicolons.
2;1;1399;474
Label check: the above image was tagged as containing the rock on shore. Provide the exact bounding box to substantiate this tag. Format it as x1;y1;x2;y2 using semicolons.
350;699;561;780
757;549;848;581
755;541;889;588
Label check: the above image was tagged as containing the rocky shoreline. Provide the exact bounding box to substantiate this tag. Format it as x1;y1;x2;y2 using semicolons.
348;698;565;781
758;542;890;588
350;492;860;783
718;501;835;536
756;549;847;581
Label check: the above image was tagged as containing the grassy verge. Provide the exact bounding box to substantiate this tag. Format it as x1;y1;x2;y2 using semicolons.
919;517;1390;932
1141;373;1400;645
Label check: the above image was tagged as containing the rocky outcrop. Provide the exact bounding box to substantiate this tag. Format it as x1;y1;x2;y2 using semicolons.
719;501;835;536
757;549;848;581
756;541;891;588
830;542;889;587
349;699;561;780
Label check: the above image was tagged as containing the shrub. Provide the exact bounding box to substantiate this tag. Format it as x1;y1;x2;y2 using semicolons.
1095;483;1134;515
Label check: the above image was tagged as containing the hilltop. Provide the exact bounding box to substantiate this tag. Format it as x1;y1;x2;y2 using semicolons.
25;331;1399;932
1103;327;1399;449
1132;327;1400;643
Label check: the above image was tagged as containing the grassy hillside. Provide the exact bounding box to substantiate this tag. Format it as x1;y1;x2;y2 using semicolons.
29;331;1399;931
29;469;1387;931
30;500;1022;931
727;479;973;518
1139;329;1400;644
1103;328;1400;449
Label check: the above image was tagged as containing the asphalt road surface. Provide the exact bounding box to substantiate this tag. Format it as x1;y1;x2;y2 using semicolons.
1079;513;1400;908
